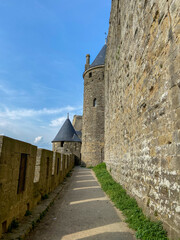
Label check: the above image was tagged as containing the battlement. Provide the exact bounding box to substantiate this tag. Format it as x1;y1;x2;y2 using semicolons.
0;135;74;237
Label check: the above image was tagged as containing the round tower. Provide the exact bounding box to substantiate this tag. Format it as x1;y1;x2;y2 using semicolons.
52;115;82;165
81;43;107;166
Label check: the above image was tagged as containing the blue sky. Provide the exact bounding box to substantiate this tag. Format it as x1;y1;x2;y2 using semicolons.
0;0;111;149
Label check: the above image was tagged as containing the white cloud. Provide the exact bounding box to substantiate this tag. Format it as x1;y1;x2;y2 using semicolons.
34;136;43;143
0;106;77;120
0;105;83;150
50;117;66;127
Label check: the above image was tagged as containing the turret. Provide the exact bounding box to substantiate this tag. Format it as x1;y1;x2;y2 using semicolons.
81;43;107;166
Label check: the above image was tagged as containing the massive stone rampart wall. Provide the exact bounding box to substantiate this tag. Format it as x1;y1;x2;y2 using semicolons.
104;0;180;239
0;136;74;237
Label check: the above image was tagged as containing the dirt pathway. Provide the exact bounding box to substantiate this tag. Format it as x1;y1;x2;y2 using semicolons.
25;167;136;240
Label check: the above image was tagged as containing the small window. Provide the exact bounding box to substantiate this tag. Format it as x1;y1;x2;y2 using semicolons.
93;98;97;107
17;153;28;194
89;72;92;78
61;141;64;147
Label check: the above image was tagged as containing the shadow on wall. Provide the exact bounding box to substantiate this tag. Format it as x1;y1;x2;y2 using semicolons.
0;135;75;238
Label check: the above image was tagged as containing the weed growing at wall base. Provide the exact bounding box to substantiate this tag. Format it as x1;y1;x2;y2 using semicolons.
25;210;32;216
93;163;169;240
41;194;48;200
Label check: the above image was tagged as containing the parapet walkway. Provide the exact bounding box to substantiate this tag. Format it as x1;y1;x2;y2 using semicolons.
25;167;136;240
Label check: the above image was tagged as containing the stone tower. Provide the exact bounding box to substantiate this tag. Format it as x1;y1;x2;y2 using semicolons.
81;42;107;166
52;115;82;165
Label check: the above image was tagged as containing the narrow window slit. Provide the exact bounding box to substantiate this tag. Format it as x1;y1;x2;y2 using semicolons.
93;98;97;107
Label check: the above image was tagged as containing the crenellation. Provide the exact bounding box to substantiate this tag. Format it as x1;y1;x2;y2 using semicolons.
0;136;74;237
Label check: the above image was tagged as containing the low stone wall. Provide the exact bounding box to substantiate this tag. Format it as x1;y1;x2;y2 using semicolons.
0;136;74;237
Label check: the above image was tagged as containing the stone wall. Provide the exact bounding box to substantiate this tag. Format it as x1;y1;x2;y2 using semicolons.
0;136;74;237
72;115;82;132
104;0;180;239
81;66;105;166
53;141;81;165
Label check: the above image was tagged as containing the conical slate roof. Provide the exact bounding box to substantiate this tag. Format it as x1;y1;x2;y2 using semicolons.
52;118;81;143
89;43;107;68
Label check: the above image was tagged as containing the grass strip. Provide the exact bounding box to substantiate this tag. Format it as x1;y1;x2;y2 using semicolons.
93;163;169;240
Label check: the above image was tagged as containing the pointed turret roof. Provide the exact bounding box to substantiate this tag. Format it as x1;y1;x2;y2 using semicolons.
52;117;81;143
89;43;107;68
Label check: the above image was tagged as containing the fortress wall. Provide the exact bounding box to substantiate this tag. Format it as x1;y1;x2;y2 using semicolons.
0;136;74;237
64;142;82;161
72;115;82;132
53;142;81;165
0;136;37;236
104;0;180;238
33;149;54;205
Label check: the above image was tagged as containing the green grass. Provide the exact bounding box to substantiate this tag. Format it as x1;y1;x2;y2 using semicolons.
93;163;168;240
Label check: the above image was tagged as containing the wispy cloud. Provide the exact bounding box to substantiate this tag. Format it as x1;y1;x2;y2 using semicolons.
0;84;15;95
0;106;78;120
50;116;66;127
34;136;43;143
0;105;82;149
0;80;26;97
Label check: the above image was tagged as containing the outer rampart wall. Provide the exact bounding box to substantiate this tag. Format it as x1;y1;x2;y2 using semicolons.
104;0;180;239
0;136;74;237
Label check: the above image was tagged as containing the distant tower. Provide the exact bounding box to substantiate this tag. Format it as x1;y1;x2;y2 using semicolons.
81;42;107;166
52;115;82;165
